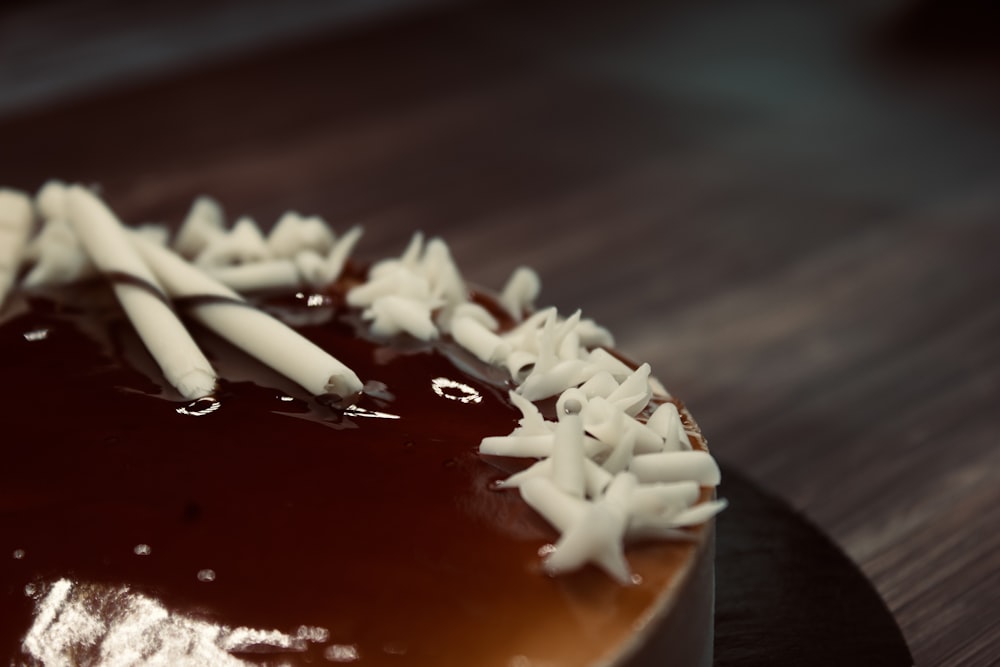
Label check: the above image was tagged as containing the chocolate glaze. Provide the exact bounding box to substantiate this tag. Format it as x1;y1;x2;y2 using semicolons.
0;279;702;667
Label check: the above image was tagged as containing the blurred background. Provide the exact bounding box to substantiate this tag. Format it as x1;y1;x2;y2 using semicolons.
2;1;998;665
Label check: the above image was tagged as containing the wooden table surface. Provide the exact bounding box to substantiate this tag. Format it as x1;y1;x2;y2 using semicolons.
2;1;998;664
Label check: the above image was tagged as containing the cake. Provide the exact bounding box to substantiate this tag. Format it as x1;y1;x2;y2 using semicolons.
0;184;723;667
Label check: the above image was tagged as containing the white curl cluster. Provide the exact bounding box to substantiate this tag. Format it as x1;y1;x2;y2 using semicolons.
346;230;725;584
485;313;724;583
8;180;363;295
1;181;724;584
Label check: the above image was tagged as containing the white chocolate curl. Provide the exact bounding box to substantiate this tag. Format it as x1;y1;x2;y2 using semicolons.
65;186;217;399
203;260;300;292
543;473;634;583
628;450;721;486
130;234;363;399
499;266;540;320
0;189;34;307
450;316;509;363
476;263;725;582
174;196;225;259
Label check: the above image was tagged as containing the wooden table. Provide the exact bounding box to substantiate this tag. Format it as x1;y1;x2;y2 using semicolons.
2;1;998;664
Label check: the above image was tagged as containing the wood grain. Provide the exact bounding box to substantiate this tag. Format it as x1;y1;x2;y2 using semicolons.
1;1;998;664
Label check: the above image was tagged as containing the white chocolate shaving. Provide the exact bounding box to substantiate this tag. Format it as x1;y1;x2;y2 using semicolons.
287;225;362;290
204;259;300;292
0;189;35;306
578;370;620;399
557;329;581;361
479;433;605;459
508;390;549;435
627;481;701;517
421;238;466;305
363;295;438;341
451;316;510;364
11;180;723;584
348;268;432;307
583;457;615;497
471;257;723;582
581;397;663;454
574;318;614;349
452;302;499;331
348;231;473;343
601;425;636;475
504;350;537;383
606;363;653;417
130;234;362;399
65;186;217;400
174;196;225;259
626;518;699;543
195;216;269;268
136;224;170;247
666;499;729;527
315;225;362;288
397;231;424;267
586;347;635;380
499;266;540;320
292;250;326;287
35;180;70;222
518;359;595;401
22;233;95;287
543;473;635;583
647;402;689;451
520;477;588;534
551;411;586;498
499;457;611;499
628;451;721;486
267;211;335;259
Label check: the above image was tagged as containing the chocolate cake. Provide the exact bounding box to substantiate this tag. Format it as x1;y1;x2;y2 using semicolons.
0;184;722;667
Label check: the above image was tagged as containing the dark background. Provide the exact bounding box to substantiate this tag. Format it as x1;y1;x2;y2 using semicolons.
2;1;998;664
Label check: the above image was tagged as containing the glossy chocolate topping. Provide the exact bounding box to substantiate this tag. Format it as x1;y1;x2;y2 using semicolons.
0;276;701;667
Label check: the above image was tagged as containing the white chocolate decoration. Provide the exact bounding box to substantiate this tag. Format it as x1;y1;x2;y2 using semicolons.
606;363;653;417
479;433;605;459
647;401;690;451
551;410;587;498
499;266;540;320
65;186;218;400
305;225;362;289
130;234;363;400
204;260;300;292
11;181;724;583
451;316;510;364
628;451;721;486
267;211;335;259
174;196;225;259
543;473;634;583
339;223;724;581
362;295;438;341
35;180;70;222
0;189;34;307
195;215;270;268
627;482;702;516
520;477;588;534
508;390;548;435
21;227;96;287
451;302;499;331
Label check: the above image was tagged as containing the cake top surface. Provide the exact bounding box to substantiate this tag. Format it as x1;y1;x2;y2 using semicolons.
0;183;722;667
